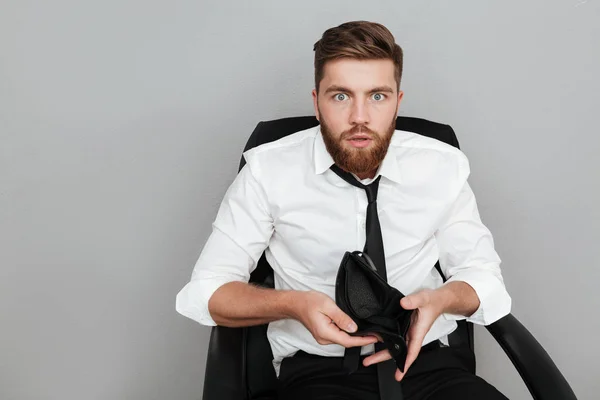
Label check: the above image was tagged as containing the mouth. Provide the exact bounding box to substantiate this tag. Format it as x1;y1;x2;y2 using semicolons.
346;135;373;148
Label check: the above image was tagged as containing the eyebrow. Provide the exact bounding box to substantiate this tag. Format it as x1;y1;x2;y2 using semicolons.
323;85;395;95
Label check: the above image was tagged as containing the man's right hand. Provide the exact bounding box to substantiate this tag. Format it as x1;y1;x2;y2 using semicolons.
290;290;378;348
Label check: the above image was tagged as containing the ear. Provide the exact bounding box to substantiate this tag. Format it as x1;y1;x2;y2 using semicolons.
312;89;320;122
396;90;404;114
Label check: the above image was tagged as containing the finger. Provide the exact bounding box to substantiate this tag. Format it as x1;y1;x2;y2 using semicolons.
326;305;358;333
394;342;420;382
400;291;429;310
395;367;405;382
363;349;391;366
403;342;419;374
403;331;427;373
325;327;378;348
319;318;378;348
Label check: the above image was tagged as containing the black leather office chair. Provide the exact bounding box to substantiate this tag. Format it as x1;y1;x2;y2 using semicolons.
201;116;577;400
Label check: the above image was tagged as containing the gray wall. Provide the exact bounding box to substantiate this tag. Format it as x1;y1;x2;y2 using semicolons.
1;1;598;399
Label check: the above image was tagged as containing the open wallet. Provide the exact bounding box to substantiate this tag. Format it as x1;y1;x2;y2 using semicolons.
335;250;414;372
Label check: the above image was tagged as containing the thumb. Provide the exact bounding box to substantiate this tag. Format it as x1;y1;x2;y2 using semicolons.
401;292;428;310
328;306;358;333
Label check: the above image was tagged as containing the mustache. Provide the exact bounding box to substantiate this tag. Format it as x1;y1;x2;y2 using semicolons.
340;125;377;139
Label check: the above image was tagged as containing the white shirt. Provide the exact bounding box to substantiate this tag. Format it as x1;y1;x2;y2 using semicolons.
176;125;511;376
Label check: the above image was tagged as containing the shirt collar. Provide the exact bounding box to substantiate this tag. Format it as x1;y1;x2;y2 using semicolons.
313;127;402;185
313;127;335;175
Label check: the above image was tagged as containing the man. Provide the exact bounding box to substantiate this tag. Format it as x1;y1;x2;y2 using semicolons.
176;21;511;399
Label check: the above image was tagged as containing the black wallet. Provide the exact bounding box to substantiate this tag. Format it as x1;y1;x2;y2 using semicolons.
335;250;413;372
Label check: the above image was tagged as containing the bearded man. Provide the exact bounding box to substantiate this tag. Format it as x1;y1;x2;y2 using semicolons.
176;20;511;400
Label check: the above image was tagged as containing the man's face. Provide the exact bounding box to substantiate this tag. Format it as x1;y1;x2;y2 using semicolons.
312;58;403;179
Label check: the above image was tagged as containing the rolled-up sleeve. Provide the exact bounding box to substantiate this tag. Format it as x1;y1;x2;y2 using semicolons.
435;181;512;326
175;162;273;326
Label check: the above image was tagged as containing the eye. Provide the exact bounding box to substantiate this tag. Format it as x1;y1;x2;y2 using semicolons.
371;93;386;101
334;93;348;101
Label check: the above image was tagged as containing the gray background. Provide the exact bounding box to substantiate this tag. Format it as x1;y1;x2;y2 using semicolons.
1;1;598;399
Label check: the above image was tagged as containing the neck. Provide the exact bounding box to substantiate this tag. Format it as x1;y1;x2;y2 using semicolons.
355;169;377;180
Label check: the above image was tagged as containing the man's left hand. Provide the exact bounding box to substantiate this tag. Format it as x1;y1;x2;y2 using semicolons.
362;288;444;381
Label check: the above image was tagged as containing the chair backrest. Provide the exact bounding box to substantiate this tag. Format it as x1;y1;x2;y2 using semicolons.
204;116;473;400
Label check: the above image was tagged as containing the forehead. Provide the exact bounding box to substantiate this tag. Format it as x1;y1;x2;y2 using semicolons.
320;58;396;92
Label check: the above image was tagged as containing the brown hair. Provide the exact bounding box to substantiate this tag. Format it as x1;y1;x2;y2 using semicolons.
313;21;403;93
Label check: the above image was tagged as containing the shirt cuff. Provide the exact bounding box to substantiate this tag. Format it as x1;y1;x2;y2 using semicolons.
175;275;241;326
441;267;512;325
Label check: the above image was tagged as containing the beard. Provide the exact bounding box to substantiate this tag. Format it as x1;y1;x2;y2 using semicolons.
319;112;396;177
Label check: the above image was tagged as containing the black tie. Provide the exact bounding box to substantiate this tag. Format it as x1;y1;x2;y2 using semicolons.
331;164;404;400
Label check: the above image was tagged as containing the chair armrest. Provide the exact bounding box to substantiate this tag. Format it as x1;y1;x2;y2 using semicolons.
486;314;577;400
202;326;247;400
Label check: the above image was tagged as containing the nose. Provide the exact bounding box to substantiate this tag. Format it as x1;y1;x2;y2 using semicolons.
349;98;369;125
